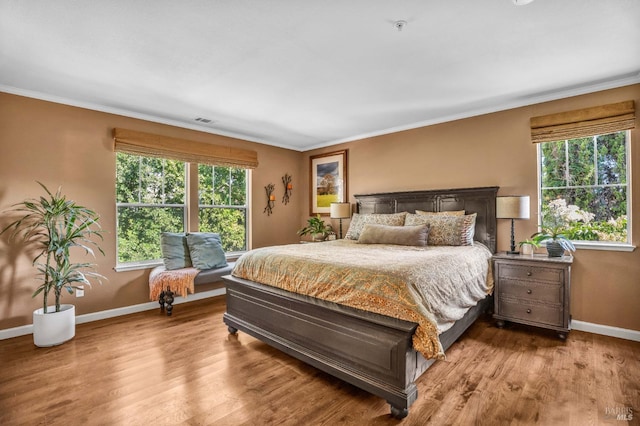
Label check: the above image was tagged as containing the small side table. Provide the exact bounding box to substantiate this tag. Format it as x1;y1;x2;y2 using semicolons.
493;253;573;339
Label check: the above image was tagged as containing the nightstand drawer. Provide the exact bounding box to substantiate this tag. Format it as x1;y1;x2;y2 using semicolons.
498;280;562;304
498;299;563;327
499;264;563;284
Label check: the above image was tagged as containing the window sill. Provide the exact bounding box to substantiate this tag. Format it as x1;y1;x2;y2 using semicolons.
114;253;245;272
114;260;163;272
574;241;636;252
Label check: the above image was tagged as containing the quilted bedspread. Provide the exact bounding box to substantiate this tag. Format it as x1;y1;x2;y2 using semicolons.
232;239;493;360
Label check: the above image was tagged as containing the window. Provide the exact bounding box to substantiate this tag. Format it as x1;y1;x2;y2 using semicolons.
538;130;630;245
198;165;248;252
116;153;186;264
116;153;248;266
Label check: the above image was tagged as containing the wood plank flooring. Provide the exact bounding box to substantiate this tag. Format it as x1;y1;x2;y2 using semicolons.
0;296;638;425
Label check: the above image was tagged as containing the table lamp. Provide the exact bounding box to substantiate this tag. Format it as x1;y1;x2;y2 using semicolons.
330;202;351;239
496;195;530;254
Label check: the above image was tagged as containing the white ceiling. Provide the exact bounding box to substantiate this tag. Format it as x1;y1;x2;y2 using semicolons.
1;1;639;151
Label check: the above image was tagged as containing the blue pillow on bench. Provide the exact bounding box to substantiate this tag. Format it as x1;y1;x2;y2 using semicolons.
160;232;192;270
186;232;228;270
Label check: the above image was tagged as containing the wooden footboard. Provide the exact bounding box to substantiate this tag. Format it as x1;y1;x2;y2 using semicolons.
223;186;497;418
222;274;492;418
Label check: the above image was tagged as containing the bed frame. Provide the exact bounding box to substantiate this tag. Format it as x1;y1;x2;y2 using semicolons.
222;186;498;418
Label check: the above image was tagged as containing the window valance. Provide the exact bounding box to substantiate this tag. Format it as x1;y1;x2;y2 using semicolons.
530;100;635;143
113;128;258;169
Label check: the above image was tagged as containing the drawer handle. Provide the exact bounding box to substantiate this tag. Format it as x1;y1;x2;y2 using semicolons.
527;271;532;276
527;289;532;294
526;309;532;314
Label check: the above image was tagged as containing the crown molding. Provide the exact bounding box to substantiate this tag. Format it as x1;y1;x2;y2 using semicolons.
0;85;301;151
3;70;639;153
305;72;640;151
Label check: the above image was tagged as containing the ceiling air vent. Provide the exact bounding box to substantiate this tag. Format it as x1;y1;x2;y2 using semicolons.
194;117;214;124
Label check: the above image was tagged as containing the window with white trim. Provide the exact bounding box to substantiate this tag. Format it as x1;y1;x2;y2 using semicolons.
538;130;630;244
115;153;248;266
198;164;248;252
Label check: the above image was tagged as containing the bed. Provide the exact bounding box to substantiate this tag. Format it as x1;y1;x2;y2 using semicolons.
222;186;498;418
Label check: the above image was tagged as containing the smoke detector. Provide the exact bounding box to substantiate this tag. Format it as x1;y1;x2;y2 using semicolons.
393;20;407;31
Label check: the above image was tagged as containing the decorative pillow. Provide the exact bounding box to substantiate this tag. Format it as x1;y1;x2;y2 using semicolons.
186;232;228;270
405;213;477;246
358;224;429;246
344;212;408;240
415;209;465;216
160;232;192;270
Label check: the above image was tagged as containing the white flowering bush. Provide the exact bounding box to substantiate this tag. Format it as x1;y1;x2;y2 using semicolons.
542;198;626;242
544;199;594;228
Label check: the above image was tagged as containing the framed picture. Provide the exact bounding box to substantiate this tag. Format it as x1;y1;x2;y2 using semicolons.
309;150;348;215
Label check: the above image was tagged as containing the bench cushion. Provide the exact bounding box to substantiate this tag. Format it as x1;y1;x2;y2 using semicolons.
194;262;235;285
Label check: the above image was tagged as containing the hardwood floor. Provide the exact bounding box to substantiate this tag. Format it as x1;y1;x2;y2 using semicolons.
0;296;638;425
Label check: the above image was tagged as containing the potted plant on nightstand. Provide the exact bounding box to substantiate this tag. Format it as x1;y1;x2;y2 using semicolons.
531;227;576;257
517;239;540;256
297;214;333;242
1;182;105;347
532;199;580;257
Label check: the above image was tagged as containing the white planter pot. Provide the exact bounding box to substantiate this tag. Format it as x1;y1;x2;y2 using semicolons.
521;243;534;256
33;304;75;347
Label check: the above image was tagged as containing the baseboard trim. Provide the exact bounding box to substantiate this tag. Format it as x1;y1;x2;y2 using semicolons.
572;320;640;342
0;288;226;341
3;292;639;344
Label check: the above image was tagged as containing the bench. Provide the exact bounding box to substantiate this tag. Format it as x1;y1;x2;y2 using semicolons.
150;262;235;316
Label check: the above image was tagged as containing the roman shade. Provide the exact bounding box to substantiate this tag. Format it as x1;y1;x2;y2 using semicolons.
113;128;258;169
530;100;635;143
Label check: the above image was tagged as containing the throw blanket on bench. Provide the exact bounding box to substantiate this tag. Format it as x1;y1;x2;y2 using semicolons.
149;266;200;301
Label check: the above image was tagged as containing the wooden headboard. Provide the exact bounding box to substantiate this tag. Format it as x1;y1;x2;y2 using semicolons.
354;186;498;253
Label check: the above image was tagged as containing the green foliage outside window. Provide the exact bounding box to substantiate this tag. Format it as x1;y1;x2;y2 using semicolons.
198;164;247;252
116;153;187;263
539;131;628;243
117;206;185;263
116;154;186;204
116;153;248;265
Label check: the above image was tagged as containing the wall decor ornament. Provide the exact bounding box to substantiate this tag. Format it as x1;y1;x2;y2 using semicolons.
309;150;348;215
282;173;292;205
264;183;275;216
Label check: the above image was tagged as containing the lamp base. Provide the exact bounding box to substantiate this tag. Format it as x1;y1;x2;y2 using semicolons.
506;250;520;255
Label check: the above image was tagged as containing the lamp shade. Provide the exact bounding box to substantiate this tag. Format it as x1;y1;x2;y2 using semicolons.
330;202;351;219
496;196;530;220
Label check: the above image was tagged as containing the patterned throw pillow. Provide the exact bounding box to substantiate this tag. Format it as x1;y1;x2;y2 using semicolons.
344;212;408;240
404;213;477;246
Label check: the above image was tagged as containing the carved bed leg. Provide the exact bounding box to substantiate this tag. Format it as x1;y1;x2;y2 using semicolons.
228;326;238;335
389;405;408;419
165;287;174;316
158;290;166;312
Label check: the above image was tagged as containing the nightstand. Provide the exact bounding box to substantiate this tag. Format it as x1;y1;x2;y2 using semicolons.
493;253;573;339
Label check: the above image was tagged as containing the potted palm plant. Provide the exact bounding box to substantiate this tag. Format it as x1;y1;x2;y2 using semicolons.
1;182;105;346
297;214;333;242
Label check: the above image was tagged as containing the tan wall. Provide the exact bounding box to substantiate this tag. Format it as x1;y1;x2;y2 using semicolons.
304;84;640;332
0;93;303;330
2;84;639;333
